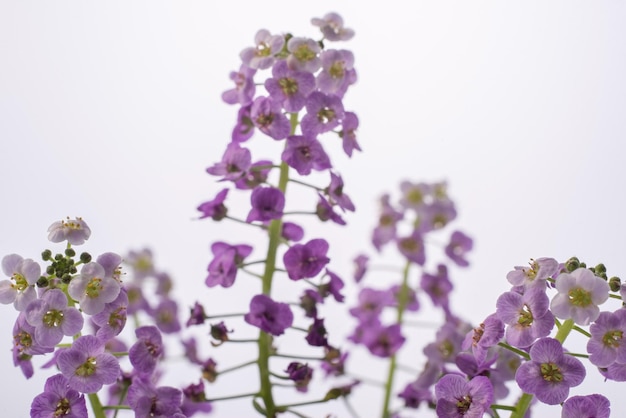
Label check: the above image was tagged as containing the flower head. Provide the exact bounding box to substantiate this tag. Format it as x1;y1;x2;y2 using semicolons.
435;374;493;418
25;288;84;347
47;217;91;245
0;254;40;311
240;29;285;70
283;238;330;281
68;261;121;315
550;267;610;325
30;374;88;418
244;294;293;336
561;394;610;418
311;12;355;42
246;187;285;223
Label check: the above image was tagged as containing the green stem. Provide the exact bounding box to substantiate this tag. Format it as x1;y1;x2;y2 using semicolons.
256;112;297;417
380;260;411;418
555;318;574;343
218;359;257;375
88;393;107;418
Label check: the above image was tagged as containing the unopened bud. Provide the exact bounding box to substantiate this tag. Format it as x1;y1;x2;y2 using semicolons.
609;276;622;292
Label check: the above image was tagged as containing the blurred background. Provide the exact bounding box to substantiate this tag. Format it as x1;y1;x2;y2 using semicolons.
1;1;625;416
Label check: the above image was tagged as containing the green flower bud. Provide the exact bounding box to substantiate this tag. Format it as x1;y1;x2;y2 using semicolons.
609;276;622;292
41;249;52;261
36;277;49;288
80;252;92;263
65;248;76;257
565;257;580;272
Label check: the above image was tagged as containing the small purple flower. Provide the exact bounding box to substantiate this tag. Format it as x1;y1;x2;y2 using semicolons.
92;288;128;341
210;321;232;345
281;221;304;242
461;314;504;364
250;96;291;140
321;346;348;377
318;269;345;302
550;267;610;325
283;238;330;281
353;254;369;283
231;104;255;142
496;285;554;348
299;289;322;318
305;317;328;347
420;264;453;310
372;194;403;251
222;65;256;106
339;111;360;157
398;380;433;409
561;394;610;418
30;374;88;418
197;188;229;221
362;322;405;358
240;29;285;70
205;142;251;181
25;288;84;347
281;134;332;175
205;242;253;288
68;261;121;315
515;337;585;405
186;302;206;327
587;309;626;367
424;322;468;365
417;199;457;232
152;298;181;334
286;362;314;393
244;294;293;336
397;229;426;265
127;377;183;418
246;186;285;223
57;335;120;393
316;194;346;225
390;284;420;312
434;374;493;418
124;248;155;280
349;287;394;323
326;172;354;212
265;60;315;112
47;217;91;245
129;325;164;377
181;380;212;417
507;257;559;288
286;37;321;72
301;92;345;136
0;254;40;310
316;49;356;97
445;231;473;267
311;12;355;42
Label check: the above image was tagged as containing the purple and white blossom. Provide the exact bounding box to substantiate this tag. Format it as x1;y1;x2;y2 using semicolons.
550;267;610;325
244;294;293;336
47;217;91;245
222;65;256;106
0;254;40;311
311;12;355;42
68;261;121;316
250;96;291;140
264;60;315;112
205;242;253;288
434;374;493;418
281;134;332;175
283;238;330;281
300;92;344;135
286;37;321;72
240;29;285;70
561;394;610;418
30;374;88;418
25;289;84;347
129;325;165;376
587;309;626;367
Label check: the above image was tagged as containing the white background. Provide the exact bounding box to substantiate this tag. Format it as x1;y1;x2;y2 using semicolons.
1;1;626;417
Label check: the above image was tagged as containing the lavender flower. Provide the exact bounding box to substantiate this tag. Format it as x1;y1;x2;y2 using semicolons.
461;314;504;364
300;92;344;135
362;322;405;358
311;12;355;42
283;238;331;281
286;37;321;72
91;288;128;341
420;264;453;311
250;96;291;140
127;377;184;418
0;254;40;311
244;294;293;336
25;288;84;347
550;267;610;325
246;186;285;223
152;298;181;334
326;172;354;212
68;261;121;315
57;335;120;393
434;374;493;418
587;309;626;367
561;394;610;418
222;64;256;106
286;362;314;393
316;49;356;97
305;317;328;347
515;337;585;405
339;111;360;157
397;229;426;265
444;231;473;267
205;141;251;181
129;325;164;376
372;194;403;251
231;104;255;142
353;254;369;283
507;257;559;288
240;29;285;70
47;217;91;245
281;134;332;175
197;188;229;221
205;242;253;288
30;374;88;418
349;287;394;323
264;60;315;112
181;380;213;417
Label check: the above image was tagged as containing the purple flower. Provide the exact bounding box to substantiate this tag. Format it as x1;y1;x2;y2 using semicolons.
496;285;554;348
0;254;39;311
240;29;285;70
186;302;206;327
127;377;183;418
124;248;155;280
305;317;328;347
445;231;473;267
286;37;321;72
318;269;345;302
349;287;394;323
397;229;426;265
205;242;253;288
222;65;256;106
152;298;181;334
398;380;433;409
265;60;315;112
362;322;405;358
300;92;345;135
461;314;504;364
205;142;251;181
316;49;356;97
210;321;232;345
250;96;291;140
30;374;88;418
434;374;493;418
234;159;272;190
197;188;229;221
515;337;585;405
281;134;332;175
92;288;128;341
561;394;610;418
339;111;360;157
181;380;212;417
57;335;120;393
311;12;355;42
231;104;255;142
420;264;453;310
244;294;293;336
129;325;164;376
316;194;346;225
507;257;559;288
281;221;304;242
353;254;369;283
321;346;348;377
283;238;330;281
399;181;430;209
299;289;322;319
286;362;313;393
424;322;468;365
25;288;84;347
587;309;626;367
47;217;91;245
417;199;457;232
326;172;354;212
68;261;121;315
550;267;610;325
372;194;403;251
246;187;285;223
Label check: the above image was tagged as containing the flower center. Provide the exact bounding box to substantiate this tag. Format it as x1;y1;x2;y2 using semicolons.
329;61;345;78
568;287;592;307
43;310;64;328
439;339;454;360
603;330;623;348
256;113;274;128
317;107;335;124
399;237;419;253
293;44;316;62
75;356;97;377
255;42;271;57
379;214;395;226
85;277;103;298
14;330;33;349
517;304;534;327
54;398;71;417
471;323;485;347
407;189;424;205
278;77;299;95
456;395;472;415
540;362;563;382
12;273;29;291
